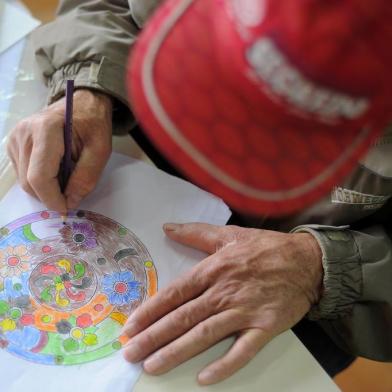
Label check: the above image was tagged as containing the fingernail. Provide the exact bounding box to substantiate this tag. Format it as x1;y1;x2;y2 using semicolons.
121;321;138;337
144;353;164;373
163;223;179;232
67;194;82;209
123;341;144;363
198;370;217;385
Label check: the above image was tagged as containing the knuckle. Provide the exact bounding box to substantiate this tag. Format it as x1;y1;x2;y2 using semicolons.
139;330;160;351
35;111;61;128
171;307;196;329
206;255;230;279
160;345;181;364
207;282;253;315
195;322;216;344
140;305;158;327
27;171;43;188
164;284;185;303
15;118;30;131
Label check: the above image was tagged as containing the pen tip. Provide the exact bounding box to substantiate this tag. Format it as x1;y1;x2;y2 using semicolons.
61;215;67;224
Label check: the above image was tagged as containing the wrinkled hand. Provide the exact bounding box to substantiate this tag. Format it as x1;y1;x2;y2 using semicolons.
122;223;323;385
7;89;113;214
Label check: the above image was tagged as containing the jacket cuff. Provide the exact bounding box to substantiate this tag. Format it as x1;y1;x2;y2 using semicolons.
46;58;135;135
291;225;362;320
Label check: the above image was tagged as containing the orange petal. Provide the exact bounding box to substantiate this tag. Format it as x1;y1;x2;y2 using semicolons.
15;245;27;257
20;262;30;272
20;255;30;262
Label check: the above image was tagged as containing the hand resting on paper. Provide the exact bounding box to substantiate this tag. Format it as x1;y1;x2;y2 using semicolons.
122;223;323;385
7;89;112;214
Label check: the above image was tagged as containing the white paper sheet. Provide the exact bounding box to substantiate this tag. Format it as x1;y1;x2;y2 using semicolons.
0;1;40;54
0;39;24;140
0;153;231;392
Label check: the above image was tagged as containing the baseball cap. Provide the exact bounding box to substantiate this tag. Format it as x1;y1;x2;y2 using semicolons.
127;0;392;216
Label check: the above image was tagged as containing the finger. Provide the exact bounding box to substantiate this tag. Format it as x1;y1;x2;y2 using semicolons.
27;136;66;214
142;310;242;375
123;294;212;363
65;142;110;209
163;223;236;254
122;266;210;338
198;328;270;385
18;141;37;198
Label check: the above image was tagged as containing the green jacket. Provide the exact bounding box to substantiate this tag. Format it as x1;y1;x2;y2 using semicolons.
33;0;392;362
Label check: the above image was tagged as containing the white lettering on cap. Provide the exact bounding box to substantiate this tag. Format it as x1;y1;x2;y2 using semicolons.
231;0;266;27
247;38;369;122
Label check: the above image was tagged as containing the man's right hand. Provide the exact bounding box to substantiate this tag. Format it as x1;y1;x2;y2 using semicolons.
7;89;113;215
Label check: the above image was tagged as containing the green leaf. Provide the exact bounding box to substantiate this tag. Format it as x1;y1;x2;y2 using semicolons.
0;300;10;315
40;287;53;303
68;315;77;326
23;224;39;242
72;263;85;280
63;338;79;352
83;333;98;346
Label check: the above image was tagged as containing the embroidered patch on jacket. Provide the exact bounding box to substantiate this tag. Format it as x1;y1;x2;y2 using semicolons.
331;187;391;209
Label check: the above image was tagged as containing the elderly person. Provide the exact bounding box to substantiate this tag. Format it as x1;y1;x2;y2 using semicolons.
7;0;392;385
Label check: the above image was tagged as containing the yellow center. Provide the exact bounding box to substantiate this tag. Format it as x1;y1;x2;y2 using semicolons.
71;328;84;340
1;318;16;331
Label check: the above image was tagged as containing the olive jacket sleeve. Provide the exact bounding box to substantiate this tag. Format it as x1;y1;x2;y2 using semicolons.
32;0;161;133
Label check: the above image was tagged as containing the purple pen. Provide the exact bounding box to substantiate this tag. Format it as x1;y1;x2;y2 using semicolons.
60;80;74;221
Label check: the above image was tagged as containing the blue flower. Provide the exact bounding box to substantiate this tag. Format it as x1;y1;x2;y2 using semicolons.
102;271;141;305
0;272;29;301
5;326;42;350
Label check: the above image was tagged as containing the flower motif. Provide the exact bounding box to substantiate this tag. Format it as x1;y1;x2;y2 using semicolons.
55;314;98;353
60;222;98;252
0;272;30;301
0;298;29;334
0;246;30;278
5;325;42;349
32;258;95;310
102;271;141;306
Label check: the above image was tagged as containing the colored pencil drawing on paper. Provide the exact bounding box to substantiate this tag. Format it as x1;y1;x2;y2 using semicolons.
0;210;157;365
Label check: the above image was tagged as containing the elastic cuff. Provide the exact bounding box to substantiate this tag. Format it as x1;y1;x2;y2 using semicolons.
292;225;362;320
46;58;135;135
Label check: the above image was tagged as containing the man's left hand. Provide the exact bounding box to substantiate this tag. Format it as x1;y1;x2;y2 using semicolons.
122;223;323;385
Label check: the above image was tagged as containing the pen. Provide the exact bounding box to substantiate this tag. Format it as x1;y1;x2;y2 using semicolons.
60;80;74;223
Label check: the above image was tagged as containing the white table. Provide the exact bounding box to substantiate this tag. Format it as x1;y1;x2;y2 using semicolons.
0;16;340;392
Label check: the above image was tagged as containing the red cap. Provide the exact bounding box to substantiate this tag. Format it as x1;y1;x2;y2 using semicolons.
128;0;392;216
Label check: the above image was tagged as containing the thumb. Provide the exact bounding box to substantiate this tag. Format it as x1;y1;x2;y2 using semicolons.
163;223;232;254
65;144;110;209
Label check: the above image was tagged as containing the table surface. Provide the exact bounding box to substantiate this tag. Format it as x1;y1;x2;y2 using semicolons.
0;30;340;392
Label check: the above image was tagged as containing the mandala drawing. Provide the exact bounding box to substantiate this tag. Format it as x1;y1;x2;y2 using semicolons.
0;210;157;365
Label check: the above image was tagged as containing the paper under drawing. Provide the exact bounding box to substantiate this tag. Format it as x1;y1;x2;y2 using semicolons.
0;210;157;365
0;153;231;392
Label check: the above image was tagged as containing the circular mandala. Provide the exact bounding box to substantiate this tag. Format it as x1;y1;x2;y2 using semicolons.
0;210;157;365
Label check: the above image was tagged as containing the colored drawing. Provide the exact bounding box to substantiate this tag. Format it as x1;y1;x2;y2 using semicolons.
0;210;157;365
